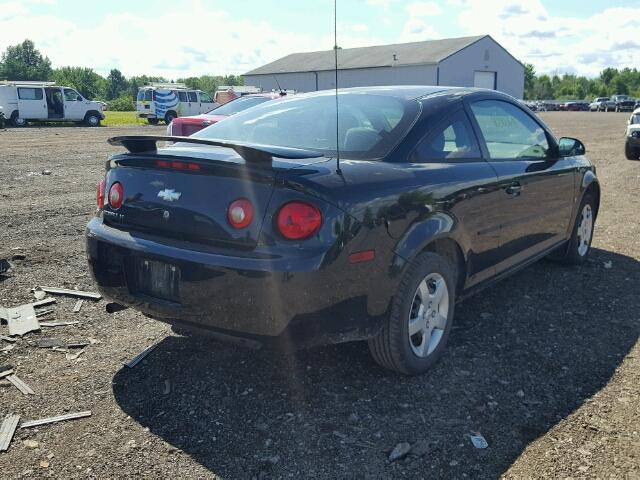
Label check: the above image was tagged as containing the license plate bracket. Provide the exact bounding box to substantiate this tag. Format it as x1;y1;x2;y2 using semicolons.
135;259;180;302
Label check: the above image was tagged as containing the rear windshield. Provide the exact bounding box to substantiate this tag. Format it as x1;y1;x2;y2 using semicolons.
137;90;152;101
209;96;272;115
194;91;419;160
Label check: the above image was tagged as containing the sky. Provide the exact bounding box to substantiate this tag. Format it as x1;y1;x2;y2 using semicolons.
0;0;638;79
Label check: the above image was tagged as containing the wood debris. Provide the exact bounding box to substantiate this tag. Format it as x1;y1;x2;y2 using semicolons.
0;414;20;452
0;335;16;343
125;343;158;368
32;298;56;308
73;299;84;313
40;321;80;328
20;411;91;429
33;286;46;300
0;368;14;379
66;349;85;361
33;286;101;300
7;374;35;395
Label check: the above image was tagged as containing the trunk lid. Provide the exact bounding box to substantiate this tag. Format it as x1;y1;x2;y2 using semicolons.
103;145;328;250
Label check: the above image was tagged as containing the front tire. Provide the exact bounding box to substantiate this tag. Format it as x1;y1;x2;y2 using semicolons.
85;113;101;127
12;113;26;127
164;111;177;125
625;142;639;160
368;252;456;375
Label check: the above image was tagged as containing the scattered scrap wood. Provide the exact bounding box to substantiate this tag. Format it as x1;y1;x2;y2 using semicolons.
66;349;85;361
7;374;35;395
40;321;79;328
125;343;158;368
35;308;54;318
0;304;39;336
0;414;20;452
0;344;15;352
0;366;14;378
38;338;65;349
73;299;84;313
20;411;91;429
33;286;101;300
67;341;89;349
0;335;16;343
32;298;56;308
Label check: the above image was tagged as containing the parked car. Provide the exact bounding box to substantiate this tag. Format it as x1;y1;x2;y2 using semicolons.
0;80;104;127
213;85;263;105
589;97;615;112
88;86;600;375
168;93;287;137
136;83;217;125
625;108;640;160
611;95;636;112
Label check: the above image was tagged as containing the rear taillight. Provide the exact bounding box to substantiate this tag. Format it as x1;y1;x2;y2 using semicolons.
108;182;124;209
227;198;254;229
156;160;200;171
97;179;105;210
276;202;322;240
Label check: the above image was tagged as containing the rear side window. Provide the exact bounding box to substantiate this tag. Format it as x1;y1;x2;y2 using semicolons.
144;90;152;101
470;100;549;160
177;91;187;102
18;87;43;100
200;92;213;103
412;110;480;162
187;91;198;102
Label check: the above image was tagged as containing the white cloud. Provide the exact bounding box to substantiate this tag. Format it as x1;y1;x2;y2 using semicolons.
400;18;441;42
0;2;384;78
407;2;443;17
451;0;640;76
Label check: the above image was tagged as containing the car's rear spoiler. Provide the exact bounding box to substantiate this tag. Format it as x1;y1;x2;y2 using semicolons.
108;135;323;163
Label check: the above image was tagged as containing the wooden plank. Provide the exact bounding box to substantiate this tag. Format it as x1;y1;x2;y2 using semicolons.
32;298;56;307
40;321;80;327
0;335;17;343
20;411;91;429
0;414;20;451
73;300;84;313
35;287;101;300
0;369;14;379
7;374;35;395
125;344;157;368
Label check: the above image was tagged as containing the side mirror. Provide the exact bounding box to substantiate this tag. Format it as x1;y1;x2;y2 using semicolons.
558;137;585;157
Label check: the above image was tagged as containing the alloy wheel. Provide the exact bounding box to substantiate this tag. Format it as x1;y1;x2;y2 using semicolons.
408;273;449;358
577;204;593;256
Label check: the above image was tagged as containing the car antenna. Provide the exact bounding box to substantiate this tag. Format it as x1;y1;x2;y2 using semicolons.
272;74;284;94
333;0;342;174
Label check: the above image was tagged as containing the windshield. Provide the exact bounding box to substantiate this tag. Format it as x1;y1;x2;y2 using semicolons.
194;91;419;160
208;96;272;115
632;114;640;125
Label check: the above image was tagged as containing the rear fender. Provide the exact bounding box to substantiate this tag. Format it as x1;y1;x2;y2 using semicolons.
393;212;462;263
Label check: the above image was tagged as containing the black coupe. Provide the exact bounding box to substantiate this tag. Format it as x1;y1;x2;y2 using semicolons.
86;86;600;375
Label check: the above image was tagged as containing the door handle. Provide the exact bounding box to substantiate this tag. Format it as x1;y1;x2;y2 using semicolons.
505;183;522;196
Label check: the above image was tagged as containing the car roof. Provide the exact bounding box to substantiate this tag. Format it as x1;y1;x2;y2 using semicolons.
293;85;499;101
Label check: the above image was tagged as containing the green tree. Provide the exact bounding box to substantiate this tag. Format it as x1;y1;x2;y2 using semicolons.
523;63;536;100
51;67;107;99
106;68;128;100
0;39;52;81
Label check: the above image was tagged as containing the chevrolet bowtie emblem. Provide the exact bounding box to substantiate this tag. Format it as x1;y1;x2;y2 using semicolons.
157;189;182;202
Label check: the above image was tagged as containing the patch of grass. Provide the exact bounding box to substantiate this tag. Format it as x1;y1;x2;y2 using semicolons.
102;111;149;126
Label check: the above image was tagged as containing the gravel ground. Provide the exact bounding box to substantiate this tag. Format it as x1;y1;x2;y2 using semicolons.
0;113;638;479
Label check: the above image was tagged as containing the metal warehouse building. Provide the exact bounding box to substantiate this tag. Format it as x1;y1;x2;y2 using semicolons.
244;35;524;99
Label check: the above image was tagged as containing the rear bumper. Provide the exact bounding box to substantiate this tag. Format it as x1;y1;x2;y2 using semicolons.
626;136;640;147
86;218;397;346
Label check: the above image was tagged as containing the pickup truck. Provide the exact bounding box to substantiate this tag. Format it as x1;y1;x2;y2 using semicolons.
611;95;636;112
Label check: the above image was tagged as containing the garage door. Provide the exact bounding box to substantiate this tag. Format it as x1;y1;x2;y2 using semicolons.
474;71;496;90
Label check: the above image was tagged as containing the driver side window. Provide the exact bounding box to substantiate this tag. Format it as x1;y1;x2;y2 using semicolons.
470;100;549;160
64;89;81;102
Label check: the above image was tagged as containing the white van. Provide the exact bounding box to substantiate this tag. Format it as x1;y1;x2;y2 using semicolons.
136;83;217;125
0;81;105;127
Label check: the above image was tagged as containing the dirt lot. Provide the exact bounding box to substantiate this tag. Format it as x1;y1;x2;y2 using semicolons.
0;112;638;479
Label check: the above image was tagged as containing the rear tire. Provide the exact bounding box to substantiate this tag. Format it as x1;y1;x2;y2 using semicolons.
147;118;159;125
555;193;595;265
625;142;639;160
368;252;456;375
164;111;177;124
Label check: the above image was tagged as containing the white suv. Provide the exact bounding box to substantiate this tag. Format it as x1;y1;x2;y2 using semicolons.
625;108;640;160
